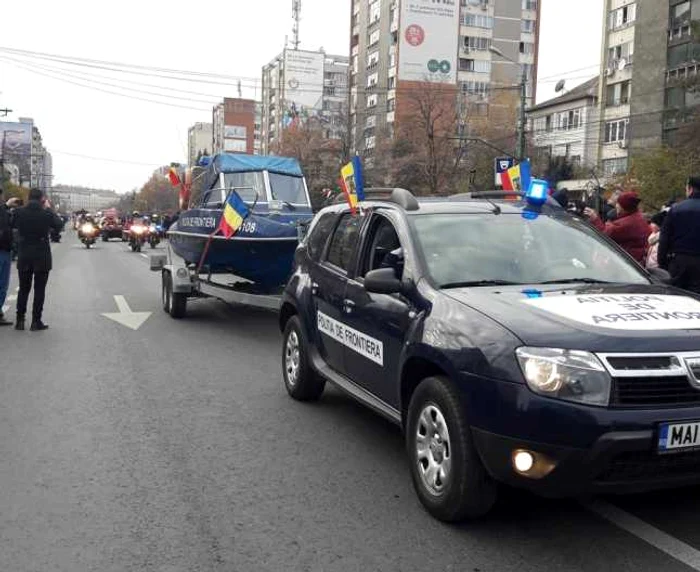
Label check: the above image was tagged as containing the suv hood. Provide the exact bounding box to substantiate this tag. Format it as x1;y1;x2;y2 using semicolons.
444;283;700;353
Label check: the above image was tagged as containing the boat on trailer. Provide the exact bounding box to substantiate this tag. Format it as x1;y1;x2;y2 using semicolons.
167;153;314;290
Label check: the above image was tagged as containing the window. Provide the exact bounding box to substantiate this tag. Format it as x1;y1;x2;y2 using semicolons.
326;214;362;272
608;41;634;67
605;118;628;143
268;173;308;205
608;3;636;30
462;36;490;51
519;42;535;55
463;0;490;5
460;80;489;98
522;0;537;9
672;1;690;24
369;30;380;46
369;0;381;24
602;157;628;177
360;216;402;278
556;109;581;130
367;72;379;88
367;93;378;107
203;188;224;208
462;14;494;28
307;213;337;261
367;50;380;68
521;19;535;33
223;171;265;204
459;59;491;73
606;81;631;106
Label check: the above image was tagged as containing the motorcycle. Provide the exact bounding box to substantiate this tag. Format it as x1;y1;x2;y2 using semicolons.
129;223;147;252
148;224;161;249
79;223;98;249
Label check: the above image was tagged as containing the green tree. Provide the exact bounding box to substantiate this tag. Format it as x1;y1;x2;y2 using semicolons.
630;146;694;209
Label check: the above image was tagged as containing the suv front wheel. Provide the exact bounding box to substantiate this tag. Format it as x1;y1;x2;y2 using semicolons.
406;376;497;521
282;315;325;401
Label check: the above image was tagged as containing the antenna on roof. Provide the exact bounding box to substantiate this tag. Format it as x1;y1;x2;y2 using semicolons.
554;79;566;94
292;0;301;50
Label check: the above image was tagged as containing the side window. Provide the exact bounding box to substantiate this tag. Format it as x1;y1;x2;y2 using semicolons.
307;213;337;261
204;187;223;208
325;214;362;272
359;216;403;278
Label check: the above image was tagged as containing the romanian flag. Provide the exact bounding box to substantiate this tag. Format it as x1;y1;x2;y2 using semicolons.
501;160;532;199
218;190;250;239
340;156;365;214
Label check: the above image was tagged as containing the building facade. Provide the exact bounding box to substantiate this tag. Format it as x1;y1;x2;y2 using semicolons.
596;0;700;178
213;98;258;155
1;118;51;189
187;122;213;166
349;0;540;165
528;77;600;171
260;50;350;154
51;185;118;212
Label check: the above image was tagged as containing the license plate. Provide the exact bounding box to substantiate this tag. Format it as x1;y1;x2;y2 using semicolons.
658;422;700;452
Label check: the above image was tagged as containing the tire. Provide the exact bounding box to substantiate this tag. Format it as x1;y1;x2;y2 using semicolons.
85;242;91;249
102;235;108;242
150;241;156;249
406;376;497;522
281;315;325;401
163;272;187;319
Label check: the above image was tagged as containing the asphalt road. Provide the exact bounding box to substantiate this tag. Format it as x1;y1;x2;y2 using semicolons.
2;233;700;572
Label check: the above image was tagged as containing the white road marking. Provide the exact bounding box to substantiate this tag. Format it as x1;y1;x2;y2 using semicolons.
101;295;152;331
140;253;149;259
586;500;700;571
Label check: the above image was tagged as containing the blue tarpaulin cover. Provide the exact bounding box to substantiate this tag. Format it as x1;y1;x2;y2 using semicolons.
212;154;303;177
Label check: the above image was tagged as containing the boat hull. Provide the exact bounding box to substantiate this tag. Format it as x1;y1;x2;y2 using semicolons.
167;208;308;288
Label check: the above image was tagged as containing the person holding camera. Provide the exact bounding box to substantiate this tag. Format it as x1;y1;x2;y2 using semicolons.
584;191;650;265
12;188;64;331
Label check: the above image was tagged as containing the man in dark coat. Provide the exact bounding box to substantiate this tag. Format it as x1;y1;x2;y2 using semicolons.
12;188;63;331
658;176;700;294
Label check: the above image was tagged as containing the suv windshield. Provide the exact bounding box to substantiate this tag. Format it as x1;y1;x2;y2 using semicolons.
268;173;308;205
411;213;649;287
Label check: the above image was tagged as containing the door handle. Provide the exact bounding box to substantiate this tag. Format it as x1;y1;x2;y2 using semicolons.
311;282;319;295
343;299;355;314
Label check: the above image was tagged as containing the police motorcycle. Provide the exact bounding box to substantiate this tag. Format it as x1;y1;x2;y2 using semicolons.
128;220;148;252
78;218;99;249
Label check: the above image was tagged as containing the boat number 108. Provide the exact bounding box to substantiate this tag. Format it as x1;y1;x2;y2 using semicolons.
240;220;257;233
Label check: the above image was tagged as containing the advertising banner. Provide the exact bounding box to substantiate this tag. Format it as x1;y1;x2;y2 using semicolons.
398;0;460;84
224;125;247;139
0;121;32;182
283;49;325;111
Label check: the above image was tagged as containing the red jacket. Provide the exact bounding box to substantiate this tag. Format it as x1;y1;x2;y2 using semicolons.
592;211;650;265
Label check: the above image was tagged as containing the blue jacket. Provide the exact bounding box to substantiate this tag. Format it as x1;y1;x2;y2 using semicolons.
658;194;700;267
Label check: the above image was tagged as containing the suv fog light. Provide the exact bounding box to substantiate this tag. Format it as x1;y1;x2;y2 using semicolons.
512;449;557;479
176;268;189;279
513;450;534;473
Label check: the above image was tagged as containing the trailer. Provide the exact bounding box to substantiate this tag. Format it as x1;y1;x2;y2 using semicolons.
149;243;283;318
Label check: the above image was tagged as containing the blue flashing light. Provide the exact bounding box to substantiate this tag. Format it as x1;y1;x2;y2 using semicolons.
522;208;539;220
522;289;543;299
525;178;549;206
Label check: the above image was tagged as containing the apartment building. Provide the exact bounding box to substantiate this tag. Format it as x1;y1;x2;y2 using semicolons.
260;49;350;154
187;122;213;166
212;98;258;155
349;0;540;165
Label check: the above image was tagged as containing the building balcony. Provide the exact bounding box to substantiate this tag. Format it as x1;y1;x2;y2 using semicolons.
387;111;395;123
390;18;399;33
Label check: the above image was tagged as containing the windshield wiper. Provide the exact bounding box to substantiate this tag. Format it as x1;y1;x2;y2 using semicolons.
537;278;612;285
440;280;520;289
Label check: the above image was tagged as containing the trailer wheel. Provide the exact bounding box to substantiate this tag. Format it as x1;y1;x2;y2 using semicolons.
163;271;187;319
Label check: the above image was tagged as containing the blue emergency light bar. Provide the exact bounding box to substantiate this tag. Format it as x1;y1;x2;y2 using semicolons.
525;178;549;206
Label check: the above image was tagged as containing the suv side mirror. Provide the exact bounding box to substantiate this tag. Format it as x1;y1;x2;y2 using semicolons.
365;267;403;294
648;267;672;285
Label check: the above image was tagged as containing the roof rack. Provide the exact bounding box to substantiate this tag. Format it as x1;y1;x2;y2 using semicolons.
333;187;420;211
450;190;524;200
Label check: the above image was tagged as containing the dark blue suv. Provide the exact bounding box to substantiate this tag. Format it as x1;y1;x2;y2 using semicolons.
279;188;700;521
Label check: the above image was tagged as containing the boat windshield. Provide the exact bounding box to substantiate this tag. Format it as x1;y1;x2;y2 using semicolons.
268;173;309;205
224;172;265;204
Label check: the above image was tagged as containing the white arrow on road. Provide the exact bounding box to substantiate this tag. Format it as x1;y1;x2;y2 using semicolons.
101;295;152;331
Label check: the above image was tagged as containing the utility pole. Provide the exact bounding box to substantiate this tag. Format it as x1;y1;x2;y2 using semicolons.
517;65;527;162
0;108;11;117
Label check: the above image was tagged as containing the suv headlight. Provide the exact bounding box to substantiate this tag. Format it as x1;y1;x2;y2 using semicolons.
515;347;611;407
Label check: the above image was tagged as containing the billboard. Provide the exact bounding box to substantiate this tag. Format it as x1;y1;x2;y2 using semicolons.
0;121;32;183
224;125;247;139
283;49;325;111
398;0;460;83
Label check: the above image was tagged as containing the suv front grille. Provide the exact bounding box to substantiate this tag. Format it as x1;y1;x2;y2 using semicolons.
599;353;700;409
611;376;700;408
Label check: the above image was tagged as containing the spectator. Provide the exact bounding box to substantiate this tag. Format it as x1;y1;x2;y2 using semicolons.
585;191;650;265
0;188;15;326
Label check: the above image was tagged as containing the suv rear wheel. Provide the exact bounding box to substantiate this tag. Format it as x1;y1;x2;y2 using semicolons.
282;316;325;401
406;376;497;521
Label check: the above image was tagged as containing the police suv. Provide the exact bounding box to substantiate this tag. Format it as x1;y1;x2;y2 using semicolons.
278;187;700;521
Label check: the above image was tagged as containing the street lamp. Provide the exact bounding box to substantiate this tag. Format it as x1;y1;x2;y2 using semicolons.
489;46;528;162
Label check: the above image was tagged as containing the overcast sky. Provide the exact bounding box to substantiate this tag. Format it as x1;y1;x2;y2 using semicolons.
0;0;603;194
